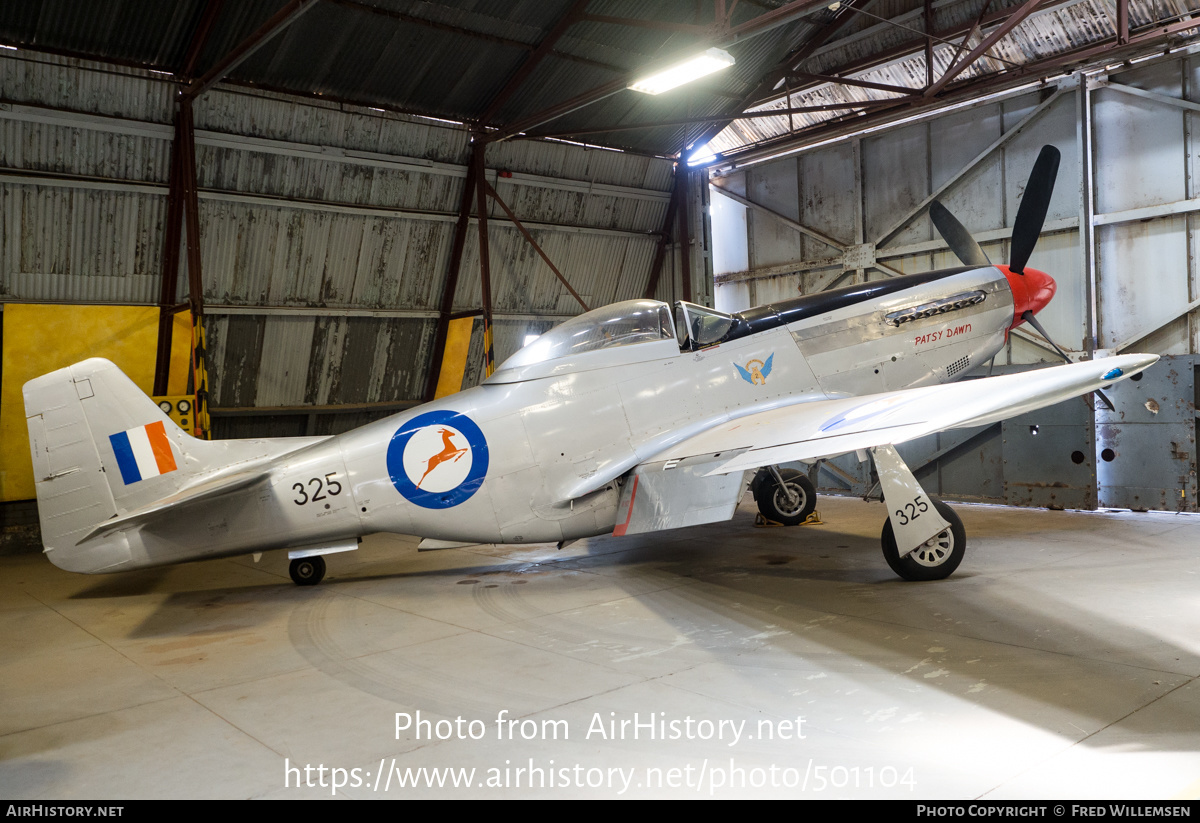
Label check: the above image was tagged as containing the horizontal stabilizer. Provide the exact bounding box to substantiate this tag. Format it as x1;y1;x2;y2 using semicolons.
76;468;270;545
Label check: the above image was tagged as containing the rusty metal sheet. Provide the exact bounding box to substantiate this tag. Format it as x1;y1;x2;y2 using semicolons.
208;314;265;408
196;90;470;164
1;184;164;303
255;315;316;406
0;52;173;122
1097;354;1198;511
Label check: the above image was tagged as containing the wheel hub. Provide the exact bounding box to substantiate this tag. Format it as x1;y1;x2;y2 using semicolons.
773;484;806;517
910;529;953;567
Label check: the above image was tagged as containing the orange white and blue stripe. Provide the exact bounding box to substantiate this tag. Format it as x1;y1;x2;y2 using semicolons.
109;421;177;485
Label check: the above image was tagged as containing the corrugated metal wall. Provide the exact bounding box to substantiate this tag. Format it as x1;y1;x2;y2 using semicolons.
0;52;676;435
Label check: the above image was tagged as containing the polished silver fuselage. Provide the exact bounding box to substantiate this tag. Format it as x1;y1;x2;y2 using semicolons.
108;266;1015;569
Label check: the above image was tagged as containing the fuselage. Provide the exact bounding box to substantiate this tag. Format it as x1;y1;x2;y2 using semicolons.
116;264;1030;569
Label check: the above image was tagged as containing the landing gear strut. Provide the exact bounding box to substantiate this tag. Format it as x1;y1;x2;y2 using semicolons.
289;556;326;586
754;466;816;525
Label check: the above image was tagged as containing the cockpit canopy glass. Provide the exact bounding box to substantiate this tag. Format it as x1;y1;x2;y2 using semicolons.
499;300;675;370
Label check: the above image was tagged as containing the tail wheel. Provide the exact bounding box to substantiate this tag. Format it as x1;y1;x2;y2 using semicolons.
289;556;326;586
754;468;816;526
880;497;966;581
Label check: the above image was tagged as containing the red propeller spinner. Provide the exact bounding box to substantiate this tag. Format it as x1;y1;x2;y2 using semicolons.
998;264;1056;330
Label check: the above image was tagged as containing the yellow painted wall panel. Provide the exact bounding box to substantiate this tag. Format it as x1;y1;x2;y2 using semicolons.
434;316;475;399
168;311;193;396
1;304;167;502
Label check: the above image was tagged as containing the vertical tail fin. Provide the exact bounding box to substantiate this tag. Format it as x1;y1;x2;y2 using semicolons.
22;358;296;572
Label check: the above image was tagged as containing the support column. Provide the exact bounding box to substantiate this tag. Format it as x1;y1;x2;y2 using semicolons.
179;97;210;439
153;103;187;396
677;169;693;303
642;165;683;300
1077;74;1098;356
424;149;479;400
473;143;496;377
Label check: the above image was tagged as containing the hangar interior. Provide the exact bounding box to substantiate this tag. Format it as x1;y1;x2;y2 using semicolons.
2;0;1200;800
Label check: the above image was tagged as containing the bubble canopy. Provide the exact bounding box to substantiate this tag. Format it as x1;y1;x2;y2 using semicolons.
498;299;676;371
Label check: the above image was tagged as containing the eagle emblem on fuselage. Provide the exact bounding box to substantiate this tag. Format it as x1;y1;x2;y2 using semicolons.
734;353;774;385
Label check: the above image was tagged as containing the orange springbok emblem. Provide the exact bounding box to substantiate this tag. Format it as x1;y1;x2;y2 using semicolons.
416;428;469;489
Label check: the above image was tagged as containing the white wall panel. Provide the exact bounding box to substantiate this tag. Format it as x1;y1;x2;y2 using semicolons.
932;103;1005;236
1094;88;1186;214
865;120;931;248
798;141;858;255
1097;216;1189;350
710;188;748;276
746;159;801;269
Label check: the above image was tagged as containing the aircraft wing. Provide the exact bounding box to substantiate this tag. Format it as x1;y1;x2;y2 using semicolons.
652;353;1158;476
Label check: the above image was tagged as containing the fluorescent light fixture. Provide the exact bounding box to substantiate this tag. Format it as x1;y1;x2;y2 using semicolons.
629;48;735;95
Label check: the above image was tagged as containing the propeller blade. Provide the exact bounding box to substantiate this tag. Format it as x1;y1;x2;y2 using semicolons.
1021;310;1071;365
929;200;990;267
1021;310;1114;410
1009;145;1061;274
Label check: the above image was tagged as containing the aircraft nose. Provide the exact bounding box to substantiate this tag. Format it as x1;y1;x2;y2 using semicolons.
1000;265;1056;329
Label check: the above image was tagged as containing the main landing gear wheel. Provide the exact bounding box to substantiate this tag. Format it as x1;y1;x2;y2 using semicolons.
289;556;326;586
754;468;817;526
880;497;966;581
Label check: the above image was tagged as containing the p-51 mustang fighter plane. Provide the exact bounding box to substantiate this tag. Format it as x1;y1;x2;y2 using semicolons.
24;146;1156;585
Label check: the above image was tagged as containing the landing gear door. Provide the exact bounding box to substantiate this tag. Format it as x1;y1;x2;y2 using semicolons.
871;444;950;556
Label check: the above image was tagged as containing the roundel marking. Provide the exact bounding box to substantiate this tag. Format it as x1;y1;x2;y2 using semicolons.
386;410;489;509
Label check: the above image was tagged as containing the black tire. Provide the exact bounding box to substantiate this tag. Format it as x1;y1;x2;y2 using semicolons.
880;497;965;581
289;555;326;586
754;468;817;526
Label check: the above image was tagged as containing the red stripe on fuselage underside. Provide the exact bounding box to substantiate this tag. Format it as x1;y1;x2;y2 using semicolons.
613;475;639;537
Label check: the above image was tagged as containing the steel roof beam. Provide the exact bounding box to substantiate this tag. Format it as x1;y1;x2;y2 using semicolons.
683;0;873;157
180;0;226;79
494;0;836;141
924;0;1045;97
790;71;922;96
741;0;1078;111
329;0;629;75
479;0;591;128
184;0;319;99
530;99;896;139
718;11;1200;167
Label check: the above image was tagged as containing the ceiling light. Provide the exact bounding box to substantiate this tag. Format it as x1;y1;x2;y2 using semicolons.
629;48;735;95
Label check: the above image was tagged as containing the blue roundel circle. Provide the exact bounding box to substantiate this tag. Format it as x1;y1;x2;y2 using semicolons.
386;410;489;509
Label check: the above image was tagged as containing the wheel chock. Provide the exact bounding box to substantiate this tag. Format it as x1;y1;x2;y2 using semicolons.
754;510;822;528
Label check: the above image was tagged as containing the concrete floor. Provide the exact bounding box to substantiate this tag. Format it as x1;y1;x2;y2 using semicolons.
1;494;1199;800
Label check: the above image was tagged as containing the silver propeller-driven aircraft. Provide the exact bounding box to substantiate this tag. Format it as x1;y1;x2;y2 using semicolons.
24;146;1157;585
